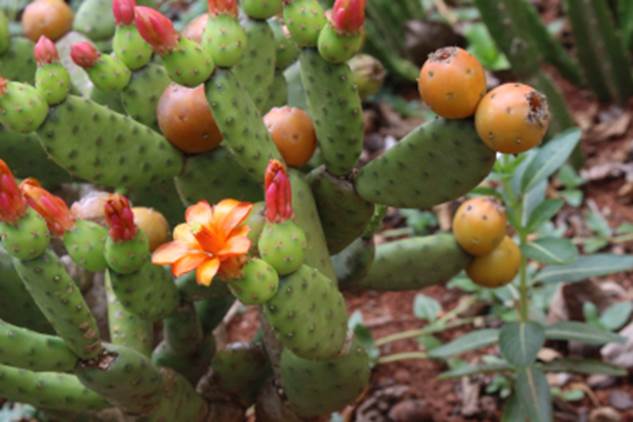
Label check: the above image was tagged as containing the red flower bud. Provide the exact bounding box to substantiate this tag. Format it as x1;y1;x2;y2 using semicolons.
264;160;293;223
70;42;100;68
134;6;179;55
0;160;27;224
34;36;59;65
104;194;138;241
208;0;238;17
0;77;6;96
331;0;365;34
20;178;75;236
113;0;136;25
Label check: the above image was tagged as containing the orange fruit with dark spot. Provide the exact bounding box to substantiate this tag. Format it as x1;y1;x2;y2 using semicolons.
264;106;317;167
418;46;486;119
22;0;73;42
453;197;507;256
132;207;169;252
157;83;223;154
182;13;208;43
466;236;521;288
475;83;550;154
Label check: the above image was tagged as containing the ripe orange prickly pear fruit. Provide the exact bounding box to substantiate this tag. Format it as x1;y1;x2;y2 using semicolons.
22;0;73;42
453;196;507;256
467;236;521;288
264;107;317;167
157;83;223;154
132;207;169;252
475;83;550;154
418;46;486;119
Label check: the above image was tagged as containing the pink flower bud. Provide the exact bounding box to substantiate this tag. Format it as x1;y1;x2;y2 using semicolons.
113;0;136;25
331;0;365;34
264;160;293;223
104;194;138;241
70;42;100;68
0;77;6;96
134;6;179;55
34;36;60;65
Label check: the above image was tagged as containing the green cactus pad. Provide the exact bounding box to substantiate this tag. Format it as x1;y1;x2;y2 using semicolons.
318;24;363;64
151;336;215;386
175;269;232;302
351;234;471;291
105;230;149;275
280;339;370;417
299;49;363;175
76;343;163;414
0;249;52;333
246;202;266;253
175;147;263;205
89;85;125;112
107;261;179;321
163;301;203;356
267;71;289;110
0;81;49;133
332;237;375;289
0;208;50;261
0;319;77;372
73;0;116;41
37;95;184;188
163;37;215;87
120;63;170;129
289;170;336;279
0;12;8;55
308;165;374;253
258;221;307;276
113;25;153;71
0;37;36;83
202;15;247;68
147;368;209;420
63;220;107;272
243;0;283;19
35;62;71;105
211;342;272;407
283;0;326;47
263;264;347;360
85;54;132;92
270;17;300;70
205;68;283;182
228;258;279;305
195;291;235;334
355;118;497;208
105;271;153;356
233;17;276;112
12;250;102;359
0;364;110;412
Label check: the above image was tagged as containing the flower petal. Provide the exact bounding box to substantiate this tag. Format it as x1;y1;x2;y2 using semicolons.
221;202;253;236
171;252;208;277
173;223;197;245
185;201;213;226
152;241;190;265
194;224;225;254
217;234;251;257
210;199;240;228
195;258;220;286
229;224;250;239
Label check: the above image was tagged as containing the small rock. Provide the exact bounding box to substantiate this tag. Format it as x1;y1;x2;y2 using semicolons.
587;374;617;389
388;400;433;422
589;406;622;422
602;321;633;369
609;390;633;410
547;372;572;387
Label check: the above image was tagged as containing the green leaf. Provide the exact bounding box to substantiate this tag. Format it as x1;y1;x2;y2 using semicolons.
534;254;633;284
560;189;583;207
348;311;380;365
582;302;602;327
512;150;538;194
617;223;633;235
523;237;578;265
541;358;627;376
600;301;633;331
499;322;545;367
520;127;582;193
586;209;612;237
522;180;548;228
501;393;526;422
583;237;609;254
557;164;584;189
526;199;564;232
413;294;442;322
545;321;625;345
515;366;553;422
428;329;499;359
438;360;511;379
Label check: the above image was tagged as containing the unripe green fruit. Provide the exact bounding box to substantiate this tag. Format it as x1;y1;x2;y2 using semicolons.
242;0;283;19
317;24;363;64
35;62;70;105
283;0;326;47
63;220;107;272
0;81;49;133
228;258;279;305
113;25;153;71
105;231;149;274
163;38;215;87
0;208;49;260
348;54;386;100
202;15;247;67
258;221;307;276
87;54;132;91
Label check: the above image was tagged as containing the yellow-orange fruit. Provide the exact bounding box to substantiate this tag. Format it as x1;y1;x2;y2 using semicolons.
182;13;208;44
466;236;521;288
157;83;223;154
475;83;550;154
132;207;169;252
22;0;73;42
264;106;317;167
418;46;486;119
453;197;507;256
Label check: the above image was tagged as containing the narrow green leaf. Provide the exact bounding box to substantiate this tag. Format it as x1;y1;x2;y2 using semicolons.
557;164;584;189
521;127;582;193
541;358;627;376
526;199;564;232
499;322;546;367
428;329;499;359
413;294;442;322
534;254;633;284
501;393;526;422
523;237;578;265
522;179;548;227
560;189;583;207
516;366;553;422
586;209;612;237
600;302;633;331
545;321;625;345
438;361;511;379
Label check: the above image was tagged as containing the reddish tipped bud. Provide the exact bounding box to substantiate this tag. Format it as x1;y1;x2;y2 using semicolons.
113;0;136;25
0;77;7;96
0;160;27;224
34;36;60;65
264;160;293;223
134;6;179;54
20;178;75;236
70;42;100;68
208;0;238;17
331;0;365;33
104;194;138;241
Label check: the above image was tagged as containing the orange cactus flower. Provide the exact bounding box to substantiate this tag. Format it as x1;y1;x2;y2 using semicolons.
0;159;27;224
152;199;253;286
20;178;75;236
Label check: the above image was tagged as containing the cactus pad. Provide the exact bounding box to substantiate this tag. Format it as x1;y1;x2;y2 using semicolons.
63;220;107;272
35;63;71;105
202;15;247;68
283;0;326;47
0;81;49;133
228;258;279;305
113;25;153;71
318;24;363;64
0;208;50;261
120;63;170;129
333;237;375;289
0;37;36;83
258;221;307;276
242;0;283;19
105;231;149;275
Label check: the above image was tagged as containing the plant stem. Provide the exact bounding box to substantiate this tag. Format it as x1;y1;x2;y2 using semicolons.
377;351;427;364
518;231;529;322
375;317;479;347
